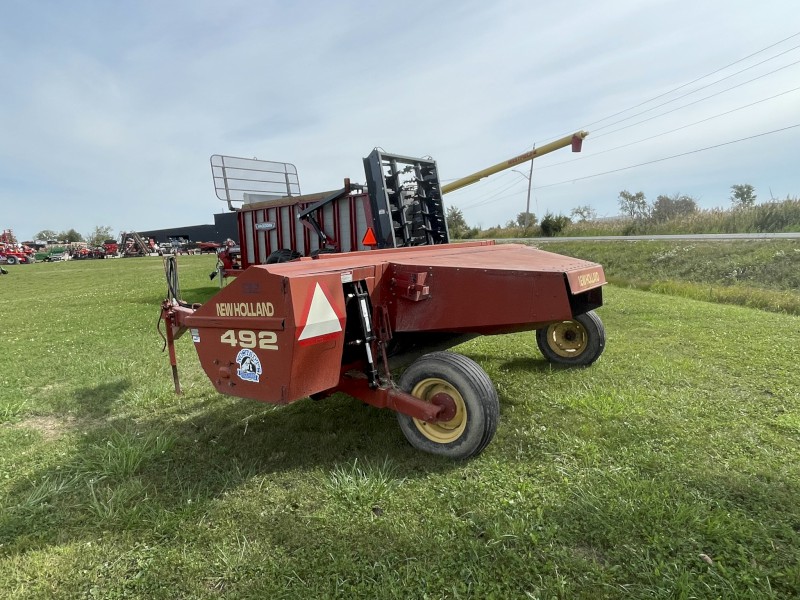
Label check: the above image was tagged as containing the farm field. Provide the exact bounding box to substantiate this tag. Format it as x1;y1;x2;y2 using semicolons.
1;255;799;598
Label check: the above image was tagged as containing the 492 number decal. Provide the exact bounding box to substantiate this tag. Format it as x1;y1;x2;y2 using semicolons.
220;330;278;350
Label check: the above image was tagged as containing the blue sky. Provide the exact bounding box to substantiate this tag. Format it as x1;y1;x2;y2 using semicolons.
1;0;799;241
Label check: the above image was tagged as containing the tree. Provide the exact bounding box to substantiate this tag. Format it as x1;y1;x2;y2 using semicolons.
515;211;537;228
34;229;59;241
59;229;85;243
618;190;649;220
570;205;597;222
540;213;570;237
446;206;469;239
87;225;114;247
730;184;756;210
651;193;698;223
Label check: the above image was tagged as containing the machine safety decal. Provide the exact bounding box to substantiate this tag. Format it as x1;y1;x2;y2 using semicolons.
190;328;200;343
297;282;344;345
235;348;262;383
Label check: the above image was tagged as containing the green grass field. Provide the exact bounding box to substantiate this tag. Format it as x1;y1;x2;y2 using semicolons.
1;255;799;598
536;239;800;316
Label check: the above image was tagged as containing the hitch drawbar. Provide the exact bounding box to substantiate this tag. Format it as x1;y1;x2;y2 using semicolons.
159;242;607;459
159;299;191;395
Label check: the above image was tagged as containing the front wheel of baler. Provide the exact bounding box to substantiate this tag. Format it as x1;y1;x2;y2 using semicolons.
397;352;499;459
536;310;605;367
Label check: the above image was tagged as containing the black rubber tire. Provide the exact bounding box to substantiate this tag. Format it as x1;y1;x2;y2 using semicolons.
5;256;18;265
310;247;337;258
266;249;302;264
536;310;605;367
397;351;499;459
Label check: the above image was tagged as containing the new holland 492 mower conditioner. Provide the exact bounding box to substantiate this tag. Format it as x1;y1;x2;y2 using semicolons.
160;132;606;459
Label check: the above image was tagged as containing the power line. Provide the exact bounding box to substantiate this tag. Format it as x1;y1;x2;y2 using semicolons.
458;173;528;210
461;188;530;212
591;44;800;134
535;85;800;170
462;123;800;211
457;77;799;208
453;34;800;203
592;59;800;138
532;124;800;191
537;31;800;143
466;36;800;185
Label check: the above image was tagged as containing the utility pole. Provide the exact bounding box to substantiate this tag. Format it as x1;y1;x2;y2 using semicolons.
511;143;535;227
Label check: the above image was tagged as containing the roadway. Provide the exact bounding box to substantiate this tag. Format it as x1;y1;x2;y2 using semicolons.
497;233;800;243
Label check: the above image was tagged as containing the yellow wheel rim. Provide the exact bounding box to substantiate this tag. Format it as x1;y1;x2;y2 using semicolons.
411;377;467;444
545;320;588;358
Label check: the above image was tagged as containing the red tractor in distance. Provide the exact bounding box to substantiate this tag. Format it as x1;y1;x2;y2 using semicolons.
0;229;36;265
103;239;119;256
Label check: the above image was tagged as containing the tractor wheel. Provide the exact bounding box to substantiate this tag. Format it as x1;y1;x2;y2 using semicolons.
310;247;337;258
266;249;301;264
5;256;18;265
536;310;605;367
397;352;499;459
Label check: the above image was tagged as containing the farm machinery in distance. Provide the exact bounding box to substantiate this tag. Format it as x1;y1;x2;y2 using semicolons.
160;132;607;459
0;231;36;265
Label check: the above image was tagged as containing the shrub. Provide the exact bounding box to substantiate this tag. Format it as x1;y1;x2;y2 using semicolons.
540;213;571;237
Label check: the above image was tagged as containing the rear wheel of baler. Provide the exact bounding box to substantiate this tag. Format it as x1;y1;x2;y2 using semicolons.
536;310;605;367
397;352;499;459
266;249;301;263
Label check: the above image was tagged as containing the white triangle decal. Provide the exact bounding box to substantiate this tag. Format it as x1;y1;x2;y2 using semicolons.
298;283;342;341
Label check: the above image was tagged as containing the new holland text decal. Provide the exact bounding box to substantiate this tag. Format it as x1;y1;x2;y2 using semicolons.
235;348;262;383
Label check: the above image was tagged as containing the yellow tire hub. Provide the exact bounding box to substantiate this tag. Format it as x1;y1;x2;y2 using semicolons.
411;377;467;444
545;320;587;358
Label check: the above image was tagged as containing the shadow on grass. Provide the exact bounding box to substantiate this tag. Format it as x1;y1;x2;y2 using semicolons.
465;353;557;374
1;382;456;556
73;379;131;418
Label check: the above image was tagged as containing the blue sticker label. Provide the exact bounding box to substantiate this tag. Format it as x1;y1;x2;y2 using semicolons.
235;348;262;383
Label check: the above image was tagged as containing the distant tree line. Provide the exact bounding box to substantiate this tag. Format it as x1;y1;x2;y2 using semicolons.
446;184;799;238
33;226;114;247
616;184;758;234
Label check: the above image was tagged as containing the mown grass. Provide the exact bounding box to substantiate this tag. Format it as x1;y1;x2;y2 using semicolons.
1;255;799;598
535;239;800;315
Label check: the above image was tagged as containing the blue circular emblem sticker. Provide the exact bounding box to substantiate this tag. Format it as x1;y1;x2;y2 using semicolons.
235;348;262;383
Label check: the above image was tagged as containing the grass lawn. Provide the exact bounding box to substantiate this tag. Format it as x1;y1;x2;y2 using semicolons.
535;239;800;315
1;255;799;598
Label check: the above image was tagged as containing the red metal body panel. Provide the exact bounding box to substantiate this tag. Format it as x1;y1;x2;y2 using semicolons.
380;245;604;333
172;241;605;405
285;271;349;399
296;243;604;334
183;267;350;403
237;192;373;268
